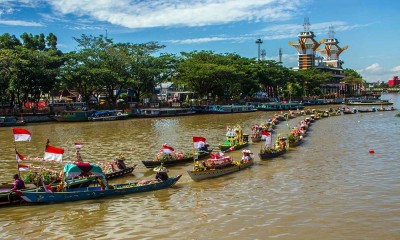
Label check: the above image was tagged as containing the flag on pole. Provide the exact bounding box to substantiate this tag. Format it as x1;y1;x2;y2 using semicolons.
161;144;174;153
18;164;30;171
193;136;206;149
16;151;24;162
74;142;83;149
13;128;32;142
261;130;270;140
44;145;65;162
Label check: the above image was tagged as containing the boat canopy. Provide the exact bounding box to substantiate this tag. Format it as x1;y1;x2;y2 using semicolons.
91;110;119;117
63;163;104;179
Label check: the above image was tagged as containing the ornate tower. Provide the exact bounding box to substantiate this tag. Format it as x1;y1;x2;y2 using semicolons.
289;18;324;69
318;26;349;68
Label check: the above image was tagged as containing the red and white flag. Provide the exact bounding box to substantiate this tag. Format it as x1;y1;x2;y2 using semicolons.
16;151;24;162
161;144;174;153
193;136;206;149
13;128;32;142
261;130;270;140
262;130;272;145
44;145;65;162
74;142;83;149
18;164;30;171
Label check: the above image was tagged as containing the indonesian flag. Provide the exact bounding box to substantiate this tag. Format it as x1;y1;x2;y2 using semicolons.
18;164;30;171
161;144;174;153
262;131;272;145
261;130;270;140
44;145;65;162
193;136;206;149
13;128;32;142
74;142;83;149
16;151;24;162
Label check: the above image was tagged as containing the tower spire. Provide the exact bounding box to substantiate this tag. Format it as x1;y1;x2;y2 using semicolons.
303;17;310;32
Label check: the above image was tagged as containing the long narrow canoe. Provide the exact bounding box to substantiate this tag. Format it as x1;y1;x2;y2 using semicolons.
288;138;303;148
219;142;249;152
187;159;253;181
258;148;287;160
142;151;211;168
105;165;136;179
16;175;182;203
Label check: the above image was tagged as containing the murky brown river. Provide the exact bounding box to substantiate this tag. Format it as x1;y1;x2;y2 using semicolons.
1;94;399;240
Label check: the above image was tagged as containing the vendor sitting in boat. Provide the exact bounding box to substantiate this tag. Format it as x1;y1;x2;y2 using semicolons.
276;137;287;149
114;153;127;170
154;165;169;181
241;150;252;163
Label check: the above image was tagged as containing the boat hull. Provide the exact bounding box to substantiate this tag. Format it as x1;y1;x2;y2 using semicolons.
142;151;211;168
105;165;136;179
259;148;287;160
17;175;181;203
345;102;393;106
219;142;249;152
187;159;253;181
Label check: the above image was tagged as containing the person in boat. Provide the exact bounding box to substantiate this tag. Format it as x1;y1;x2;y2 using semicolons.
154;165;169;181
114;154;127;170
199;143;209;152
12;174;26;191
275;137;286;149
97;176;109;190
75;149;83;163
241;150;252;163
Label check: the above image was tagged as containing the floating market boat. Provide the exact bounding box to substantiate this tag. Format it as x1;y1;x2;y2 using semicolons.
218;125;249;152
141;150;212;168
187;150;253;181
16;163;181;203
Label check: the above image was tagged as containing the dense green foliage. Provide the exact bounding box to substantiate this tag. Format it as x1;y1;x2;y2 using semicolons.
0;32;367;111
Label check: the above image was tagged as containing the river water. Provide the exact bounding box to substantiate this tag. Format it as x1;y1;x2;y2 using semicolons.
0;94;399;240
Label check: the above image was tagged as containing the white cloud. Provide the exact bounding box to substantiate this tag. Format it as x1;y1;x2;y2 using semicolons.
259;21;368;40
357;63;399;83
391;66;400;72
360;63;384;74
0;20;43;27
45;0;304;29
166;36;251;44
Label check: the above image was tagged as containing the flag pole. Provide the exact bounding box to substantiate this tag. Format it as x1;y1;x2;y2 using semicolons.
12;129;21;177
37;139;50;187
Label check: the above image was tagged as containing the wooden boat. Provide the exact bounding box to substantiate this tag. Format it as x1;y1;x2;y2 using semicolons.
251;136;261;142
0;116;26;127
187;153;254;181
288;138;303;148
16;175;182;203
343;108;357;114
141;150;212;168
132;108;195;118
357;108;377;113
218;125;249;152
377;107;396;111
52;110;95;122
203;105;257;114
105;165;136;179
250;124;262;143
259;148;287;160
345;100;393;106
0;177;94;205
256;102;305;111
88;110;129;121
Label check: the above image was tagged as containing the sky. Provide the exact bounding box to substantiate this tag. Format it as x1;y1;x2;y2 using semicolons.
0;0;399;83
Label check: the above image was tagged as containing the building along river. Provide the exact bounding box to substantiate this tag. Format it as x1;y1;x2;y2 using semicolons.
0;93;399;239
